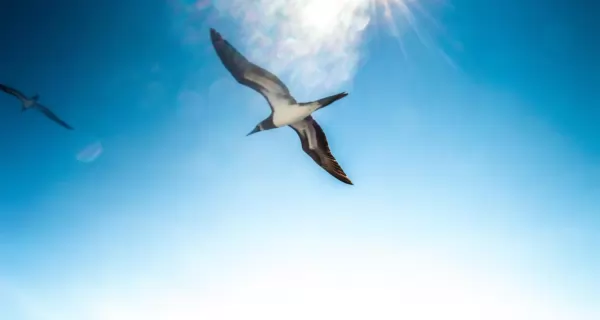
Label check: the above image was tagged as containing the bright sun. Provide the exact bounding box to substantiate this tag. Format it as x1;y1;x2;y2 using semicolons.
291;0;420;36
175;0;431;92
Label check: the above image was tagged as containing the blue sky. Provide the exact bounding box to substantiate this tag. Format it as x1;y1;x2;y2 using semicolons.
0;0;598;319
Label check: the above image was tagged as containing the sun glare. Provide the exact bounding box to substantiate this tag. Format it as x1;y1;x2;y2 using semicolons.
372;0;419;30
195;0;429;93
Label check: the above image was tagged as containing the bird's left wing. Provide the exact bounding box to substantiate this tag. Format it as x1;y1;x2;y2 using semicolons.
35;104;74;130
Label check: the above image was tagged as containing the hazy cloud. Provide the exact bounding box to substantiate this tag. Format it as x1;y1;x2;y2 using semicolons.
173;0;429;95
9;238;599;320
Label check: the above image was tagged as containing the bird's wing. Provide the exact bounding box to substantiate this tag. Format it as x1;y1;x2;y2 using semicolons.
210;28;296;111
290;116;353;185
0;83;27;101
34;104;74;130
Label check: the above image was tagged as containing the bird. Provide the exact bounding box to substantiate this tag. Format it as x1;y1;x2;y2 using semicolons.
210;28;353;185
0;83;74;130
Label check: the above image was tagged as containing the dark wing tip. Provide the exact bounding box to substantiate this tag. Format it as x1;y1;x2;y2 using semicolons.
323;155;354;185
56;120;74;130
334;169;353;185
210;28;222;43
337;177;353;185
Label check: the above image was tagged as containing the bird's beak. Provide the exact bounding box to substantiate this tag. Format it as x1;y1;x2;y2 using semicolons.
246;126;260;136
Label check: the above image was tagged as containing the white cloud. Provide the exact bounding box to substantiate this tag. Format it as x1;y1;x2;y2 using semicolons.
175;0;427;95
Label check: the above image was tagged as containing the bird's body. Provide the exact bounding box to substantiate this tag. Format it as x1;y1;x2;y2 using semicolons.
210;28;353;185
0;84;73;130
22;99;37;109
272;103;316;127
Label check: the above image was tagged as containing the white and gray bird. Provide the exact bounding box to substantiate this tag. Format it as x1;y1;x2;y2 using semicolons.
210;28;352;185
0;83;73;130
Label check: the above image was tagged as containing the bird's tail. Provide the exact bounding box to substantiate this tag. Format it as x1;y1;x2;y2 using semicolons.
302;92;348;110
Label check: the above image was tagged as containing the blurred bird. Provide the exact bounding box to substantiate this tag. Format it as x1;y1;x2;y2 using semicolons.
0;83;73;130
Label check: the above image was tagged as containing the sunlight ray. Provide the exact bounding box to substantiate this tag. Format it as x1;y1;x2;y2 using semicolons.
173;0;446;94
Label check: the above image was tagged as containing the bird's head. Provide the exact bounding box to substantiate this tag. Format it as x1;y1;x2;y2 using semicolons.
246;124;262;136
247;116;275;137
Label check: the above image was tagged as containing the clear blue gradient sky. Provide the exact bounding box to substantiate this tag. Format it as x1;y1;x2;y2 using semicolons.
0;0;598;319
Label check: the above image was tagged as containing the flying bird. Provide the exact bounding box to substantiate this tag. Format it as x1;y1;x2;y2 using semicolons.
0;83;74;130
210;28;352;185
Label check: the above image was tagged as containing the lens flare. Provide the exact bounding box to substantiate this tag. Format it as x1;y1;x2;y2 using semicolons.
172;0;441;94
76;141;103;163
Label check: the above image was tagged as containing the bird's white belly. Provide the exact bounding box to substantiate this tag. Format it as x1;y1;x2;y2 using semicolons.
272;105;313;127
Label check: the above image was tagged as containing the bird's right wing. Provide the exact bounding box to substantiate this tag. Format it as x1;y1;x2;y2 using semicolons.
290;116;353;185
0;83;27;101
35;104;74;130
210;28;296;111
